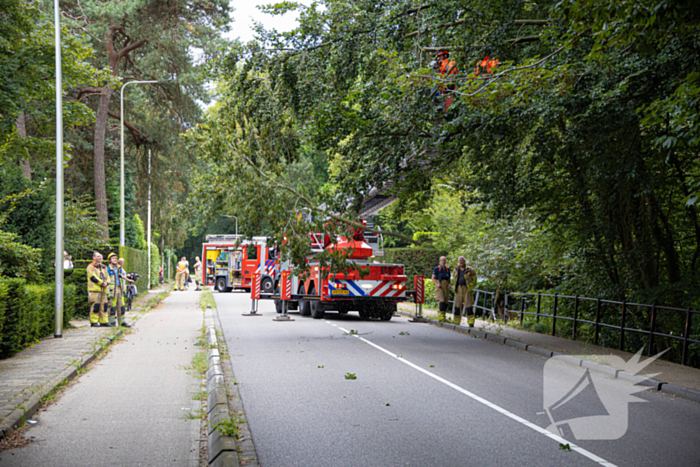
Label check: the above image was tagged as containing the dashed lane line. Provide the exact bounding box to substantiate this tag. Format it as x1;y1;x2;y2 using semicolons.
334;323;616;467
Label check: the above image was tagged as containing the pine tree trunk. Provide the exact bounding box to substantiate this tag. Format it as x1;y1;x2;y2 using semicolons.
15;112;31;180
93;83;115;240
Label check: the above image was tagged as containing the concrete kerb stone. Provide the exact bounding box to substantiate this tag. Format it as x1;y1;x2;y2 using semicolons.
209;428;239;464
552;354;583;367
485;334;506;345
207;329;218;348
208;356;222;371
205;320;239;466
504;339;529;352
206;363;224;383
210;452;240;467
207;387;228;415
660;383;700;404
526;345;554;359
207;404;230;436
207;374;226;397
0;328;123;439
581;359;620;379
206;348;221;362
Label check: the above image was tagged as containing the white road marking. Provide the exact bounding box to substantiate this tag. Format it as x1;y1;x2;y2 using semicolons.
335;324;617;467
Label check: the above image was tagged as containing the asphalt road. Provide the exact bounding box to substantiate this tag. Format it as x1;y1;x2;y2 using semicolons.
0;290;202;467
215;291;700;467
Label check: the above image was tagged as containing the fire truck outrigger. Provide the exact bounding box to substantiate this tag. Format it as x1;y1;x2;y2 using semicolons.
267;225;408;321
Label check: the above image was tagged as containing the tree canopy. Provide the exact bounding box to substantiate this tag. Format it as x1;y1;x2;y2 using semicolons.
185;0;700;307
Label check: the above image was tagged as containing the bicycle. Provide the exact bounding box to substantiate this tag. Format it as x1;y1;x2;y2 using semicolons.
125;272;141;311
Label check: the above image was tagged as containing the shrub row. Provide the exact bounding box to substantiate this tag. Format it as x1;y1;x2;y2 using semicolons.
0;278;76;359
65;268;90;318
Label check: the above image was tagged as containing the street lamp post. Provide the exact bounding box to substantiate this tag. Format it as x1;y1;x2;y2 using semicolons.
119;80;156;254
53;0;64;338
147;149;151;289
223;215;238;236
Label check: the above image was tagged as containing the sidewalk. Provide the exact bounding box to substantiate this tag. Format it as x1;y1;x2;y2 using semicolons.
0;286;203;466
398;303;700;397
0;283;171;438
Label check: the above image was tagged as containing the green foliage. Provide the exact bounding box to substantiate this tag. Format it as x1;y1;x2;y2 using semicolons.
149;242;160;289
122;246;150;294
0;0;103;161
0;230;42;282
0;278;76;358
64;192;109;257
383;247;447;288
65;268;89;318
198;0;700;309
132;214;147;250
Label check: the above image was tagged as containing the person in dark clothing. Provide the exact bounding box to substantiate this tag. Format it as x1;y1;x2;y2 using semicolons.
432;256;451;320
454;256;477;327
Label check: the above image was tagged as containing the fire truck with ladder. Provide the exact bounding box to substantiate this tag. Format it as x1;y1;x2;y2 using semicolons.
269;220;409;321
202;235;278;294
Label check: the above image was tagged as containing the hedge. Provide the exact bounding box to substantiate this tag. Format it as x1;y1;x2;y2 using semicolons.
0;278;76;358
123;245;157;293
382;247;448;288
65;268;90;318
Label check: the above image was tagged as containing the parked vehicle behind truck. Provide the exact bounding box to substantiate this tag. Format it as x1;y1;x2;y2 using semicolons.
202;235;278;294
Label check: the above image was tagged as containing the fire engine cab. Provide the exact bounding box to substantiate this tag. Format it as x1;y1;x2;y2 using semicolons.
202;235;279;294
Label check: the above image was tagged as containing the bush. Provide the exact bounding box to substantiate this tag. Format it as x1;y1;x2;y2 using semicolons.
383;247;447;287
123;246;149;294
65;268;90;318
0;279;76;359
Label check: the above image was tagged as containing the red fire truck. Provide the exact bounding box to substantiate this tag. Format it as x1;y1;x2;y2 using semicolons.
202;235;279;293
272;228;408;321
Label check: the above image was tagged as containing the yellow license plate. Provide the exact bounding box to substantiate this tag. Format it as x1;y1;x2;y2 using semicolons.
332;289;349;295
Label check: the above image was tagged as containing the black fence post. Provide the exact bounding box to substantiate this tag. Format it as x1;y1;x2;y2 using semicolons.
504;291;508;324
595;298;601;346
520;295;525;325
536;292;541;322
619;301;627;351
572;295;579;340
682;308;692;366
552;293;558;336
648;304;656;357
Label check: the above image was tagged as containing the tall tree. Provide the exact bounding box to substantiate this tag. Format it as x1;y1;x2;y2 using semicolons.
61;0;232;238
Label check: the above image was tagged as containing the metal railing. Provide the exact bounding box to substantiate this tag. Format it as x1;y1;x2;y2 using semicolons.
468;289;700;367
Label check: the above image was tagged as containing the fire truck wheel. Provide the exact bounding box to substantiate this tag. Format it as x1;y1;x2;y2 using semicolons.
358;307;369;321
274;299;283;313
216;278;229;293
310;300;325;319
261;277;274;294
298;287;311;316
380;311;393;321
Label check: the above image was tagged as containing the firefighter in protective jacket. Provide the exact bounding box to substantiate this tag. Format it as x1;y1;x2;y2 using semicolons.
454;256;477;327
107;253;131;327
87;252;110;327
432;256;451;320
434;50;457;112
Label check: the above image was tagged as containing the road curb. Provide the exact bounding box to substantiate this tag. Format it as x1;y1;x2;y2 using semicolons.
397;310;700;405
204;310;240;467
0;328;123;439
